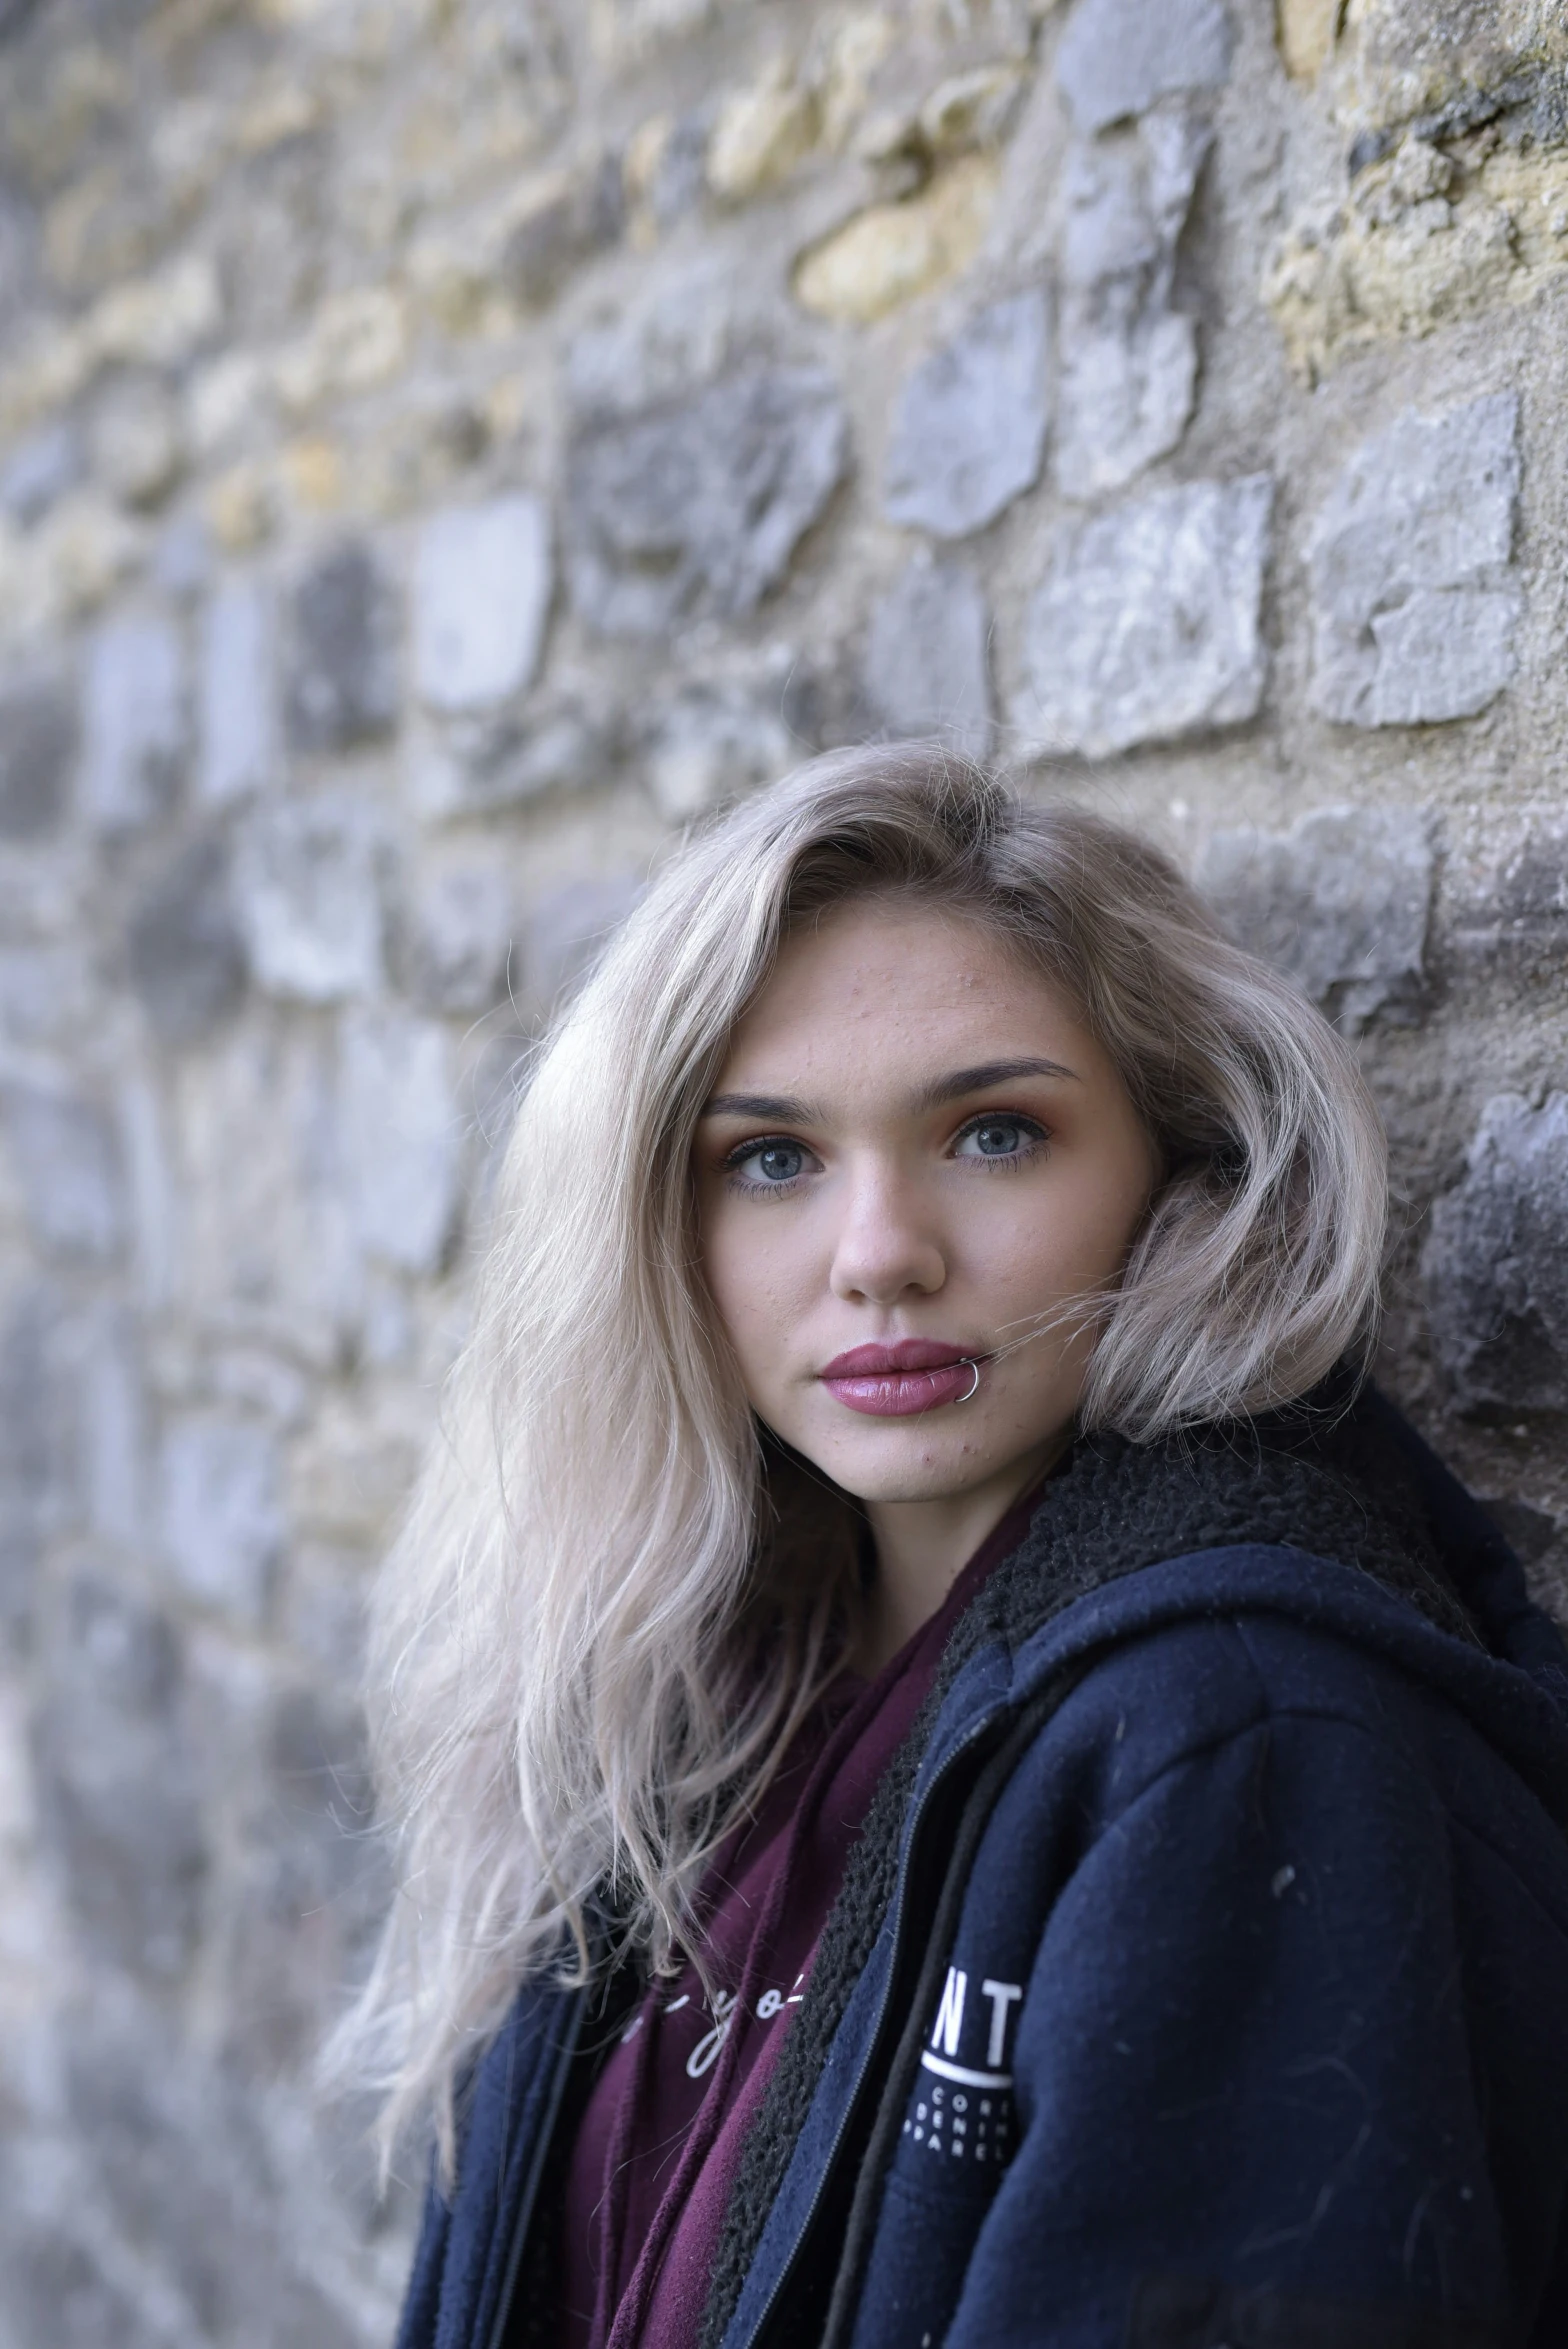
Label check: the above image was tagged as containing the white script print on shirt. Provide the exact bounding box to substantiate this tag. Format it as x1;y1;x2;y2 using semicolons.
620;1973;810;2074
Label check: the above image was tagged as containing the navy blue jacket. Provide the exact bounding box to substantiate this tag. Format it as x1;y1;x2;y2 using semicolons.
397;1394;1568;2349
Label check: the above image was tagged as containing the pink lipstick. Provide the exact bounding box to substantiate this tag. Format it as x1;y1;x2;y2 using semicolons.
818;1338;987;1418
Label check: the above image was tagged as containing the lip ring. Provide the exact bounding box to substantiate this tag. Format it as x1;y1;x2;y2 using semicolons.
954;1359;981;1404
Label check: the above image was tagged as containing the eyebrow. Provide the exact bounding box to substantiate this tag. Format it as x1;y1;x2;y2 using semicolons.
700;1057;1080;1123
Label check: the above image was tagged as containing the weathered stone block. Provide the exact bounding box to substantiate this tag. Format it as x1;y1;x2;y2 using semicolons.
283;539;399;753
1307;393;1521;727
862;553;993;762
1055;0;1234;134
0;672;75;839
641;681;794;820
567;367;849;637
1447;827;1568;978
412;495;552;714
338;1008;461;1275
161;1412;284;1625
1;1081;125;1263
882;290;1050;540
1015;474;1272;759
407;700;617;819
34;1576;205;1981
235;793;385;1003
1425;1092;1568;1414
81;612;187;833
1053;115;1210;499
1198;805;1433;1031
125;833;247;1046
199;573;277;804
399;860;515;1014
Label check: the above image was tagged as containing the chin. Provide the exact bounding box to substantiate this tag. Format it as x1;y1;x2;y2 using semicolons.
818;1438;999;1506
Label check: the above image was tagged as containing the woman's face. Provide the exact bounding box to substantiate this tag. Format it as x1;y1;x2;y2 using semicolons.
694;897;1160;1516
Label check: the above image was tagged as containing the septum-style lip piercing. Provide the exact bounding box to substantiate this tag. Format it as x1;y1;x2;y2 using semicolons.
954;1359;982;1404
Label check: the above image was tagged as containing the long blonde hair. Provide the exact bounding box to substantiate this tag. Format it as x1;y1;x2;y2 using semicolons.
339;747;1387;2171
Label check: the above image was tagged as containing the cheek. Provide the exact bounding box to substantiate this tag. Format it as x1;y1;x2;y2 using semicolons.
977;1153;1151;1297
700;1199;807;1370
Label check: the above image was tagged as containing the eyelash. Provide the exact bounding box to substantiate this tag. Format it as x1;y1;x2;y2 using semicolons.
720;1113;1050;1197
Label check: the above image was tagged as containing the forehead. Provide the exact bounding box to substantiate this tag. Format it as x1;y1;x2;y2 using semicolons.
718;897;1083;1072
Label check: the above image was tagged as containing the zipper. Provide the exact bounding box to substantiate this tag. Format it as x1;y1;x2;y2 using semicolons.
484;1984;589;2349
733;1704;1006;2349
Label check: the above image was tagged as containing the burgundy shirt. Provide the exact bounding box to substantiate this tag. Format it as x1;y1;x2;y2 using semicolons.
556;1489;1040;2349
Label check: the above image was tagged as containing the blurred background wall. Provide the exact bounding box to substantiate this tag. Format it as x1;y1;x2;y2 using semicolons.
0;0;1565;2341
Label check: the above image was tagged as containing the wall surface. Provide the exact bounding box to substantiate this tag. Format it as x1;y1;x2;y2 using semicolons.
0;0;1565;2341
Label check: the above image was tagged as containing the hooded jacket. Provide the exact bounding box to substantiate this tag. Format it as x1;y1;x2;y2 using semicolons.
395;1386;1568;2349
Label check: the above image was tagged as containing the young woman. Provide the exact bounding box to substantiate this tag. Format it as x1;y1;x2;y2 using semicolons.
352;749;1568;2349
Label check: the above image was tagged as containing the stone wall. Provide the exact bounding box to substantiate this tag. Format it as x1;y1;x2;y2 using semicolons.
1;1;1565;2341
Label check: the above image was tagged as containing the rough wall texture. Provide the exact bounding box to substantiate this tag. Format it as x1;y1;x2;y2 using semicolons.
0;1;1565;2341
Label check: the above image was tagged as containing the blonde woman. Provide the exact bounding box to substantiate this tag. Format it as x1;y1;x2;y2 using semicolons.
350;750;1568;2349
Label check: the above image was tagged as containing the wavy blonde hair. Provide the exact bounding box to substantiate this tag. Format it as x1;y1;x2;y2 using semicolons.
338;747;1387;2171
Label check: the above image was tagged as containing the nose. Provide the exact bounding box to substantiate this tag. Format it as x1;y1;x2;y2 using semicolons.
828;1155;946;1306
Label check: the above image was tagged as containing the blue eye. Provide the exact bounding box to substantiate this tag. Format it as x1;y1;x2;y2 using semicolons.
953;1115;1044;1162
730;1139;810;1186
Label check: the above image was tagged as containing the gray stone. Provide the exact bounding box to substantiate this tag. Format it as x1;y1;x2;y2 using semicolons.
235;793;386;1003
408;699;617;819
1447;828;1568;977
338;1008;461;1274
399;860;515;1013
1;1081;126;1263
566;366;849;637
1197;806;1434;1032
81;613;187;834
526;873;646;1004
412;494;553;714
284;539;399;754
160;1412;284;1625
125;832;247;1045
1055;0;1234;135
499;153;623;310
34;1575;206;1981
0;672;75;839
1307;393;1521;728
1015;474;1272;759
1425;1092;1568;1414
199;573;277;804
1053;114;1210;500
641;681;795;820
882;290;1051;540
0;418;81;526
862;553;994;762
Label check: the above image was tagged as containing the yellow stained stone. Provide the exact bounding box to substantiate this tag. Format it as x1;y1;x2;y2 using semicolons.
793;153;999;324
707;72;819;204
1276;0;1341;81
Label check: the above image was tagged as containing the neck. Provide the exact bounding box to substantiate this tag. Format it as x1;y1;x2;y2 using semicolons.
855;1431;1069;1675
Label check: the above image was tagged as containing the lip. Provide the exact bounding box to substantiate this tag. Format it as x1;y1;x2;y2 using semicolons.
818;1338;989;1418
